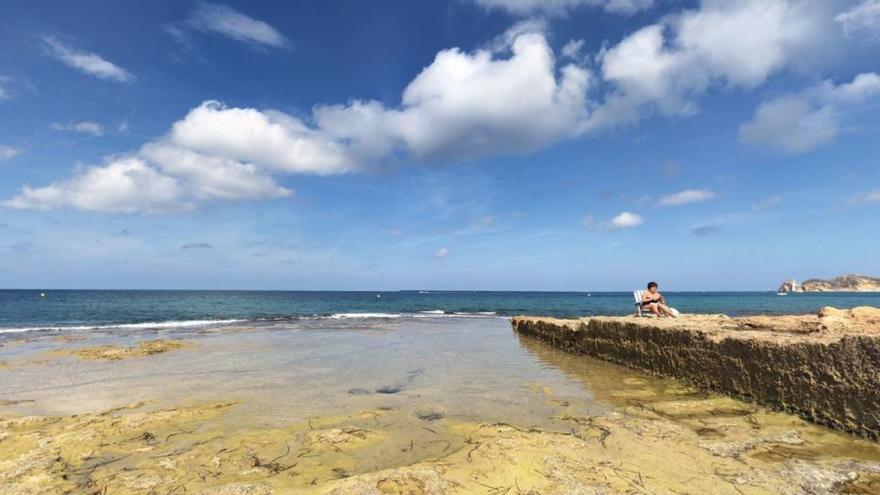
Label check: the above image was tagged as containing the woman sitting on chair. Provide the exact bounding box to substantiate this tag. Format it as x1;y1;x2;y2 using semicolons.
642;281;676;317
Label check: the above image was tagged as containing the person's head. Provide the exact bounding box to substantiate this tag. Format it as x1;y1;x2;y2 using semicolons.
647;281;658;293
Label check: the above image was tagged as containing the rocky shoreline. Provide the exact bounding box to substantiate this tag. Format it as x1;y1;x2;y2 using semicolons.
512;307;880;440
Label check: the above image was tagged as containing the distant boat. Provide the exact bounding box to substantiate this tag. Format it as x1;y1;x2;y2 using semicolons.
776;292;787;296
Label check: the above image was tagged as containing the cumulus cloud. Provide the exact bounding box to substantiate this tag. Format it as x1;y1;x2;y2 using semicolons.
51;120;105;136
472;0;654;16
610;211;643;228
42;36;133;82
0;145;22;160
836;0;880;39
657;189;717;206
140;142;290;200
6;26;591;213
3;157;185;213
169;101;354;175
585;0;836;130
186;3;288;48
739;72;880;153
2;142;292;213
4;3;857;212
435;247;450;257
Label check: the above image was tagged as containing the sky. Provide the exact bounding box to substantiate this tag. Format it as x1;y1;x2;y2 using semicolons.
0;0;879;291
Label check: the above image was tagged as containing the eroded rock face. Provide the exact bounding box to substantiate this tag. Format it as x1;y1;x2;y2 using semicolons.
511;308;880;440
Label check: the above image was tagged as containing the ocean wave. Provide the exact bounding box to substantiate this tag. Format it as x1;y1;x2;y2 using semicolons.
0;319;246;334
0;311;507;335
326;313;402;319
412;310;500;318
321;311;502;319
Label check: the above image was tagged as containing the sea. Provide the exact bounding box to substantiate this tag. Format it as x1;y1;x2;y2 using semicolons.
2;289;879;337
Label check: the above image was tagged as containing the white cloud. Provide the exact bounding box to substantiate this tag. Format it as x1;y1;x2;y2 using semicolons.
3;157;185;213
561;39;585;60
188;3;288;48
170;101;355;175
435;247;450;257
0;145;22;160
836;0;880;39
3;6;857;213
585;0;835;130
10;27;592;213
51;120;105;136
472;0;654;16
610;211;643;228
657;189;717;206
2;142;291;213
739;72;880;153
42;37;133;82
168;27;592;168
867;190;880;202
140;142;290;200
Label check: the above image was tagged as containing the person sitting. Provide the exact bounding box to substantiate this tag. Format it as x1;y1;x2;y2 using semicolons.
642;281;677;317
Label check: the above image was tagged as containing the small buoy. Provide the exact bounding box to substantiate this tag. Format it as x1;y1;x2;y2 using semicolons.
40;293;46;297
376;294;381;298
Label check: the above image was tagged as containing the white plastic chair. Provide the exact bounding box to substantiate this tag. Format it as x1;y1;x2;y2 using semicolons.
633;290;653;317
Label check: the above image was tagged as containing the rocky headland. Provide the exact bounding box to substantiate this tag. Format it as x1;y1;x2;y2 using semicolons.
778;274;880;292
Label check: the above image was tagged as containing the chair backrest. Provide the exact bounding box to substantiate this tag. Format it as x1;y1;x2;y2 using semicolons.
633;290;645;303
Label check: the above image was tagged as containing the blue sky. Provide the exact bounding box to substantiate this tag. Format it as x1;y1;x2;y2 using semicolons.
1;0;879;290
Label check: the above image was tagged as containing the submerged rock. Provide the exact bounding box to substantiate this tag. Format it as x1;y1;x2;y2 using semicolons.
375;385;404;394
52;339;192;361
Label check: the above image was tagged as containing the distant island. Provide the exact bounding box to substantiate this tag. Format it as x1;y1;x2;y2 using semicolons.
778;274;880;292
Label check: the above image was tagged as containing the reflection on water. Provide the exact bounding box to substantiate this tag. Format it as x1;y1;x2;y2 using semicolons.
2;316;880;493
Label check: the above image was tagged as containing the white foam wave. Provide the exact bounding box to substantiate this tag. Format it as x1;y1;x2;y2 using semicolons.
326;313;402;319
0;319;245;334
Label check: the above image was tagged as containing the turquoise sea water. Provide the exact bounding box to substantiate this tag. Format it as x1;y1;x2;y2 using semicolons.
1;289;879;336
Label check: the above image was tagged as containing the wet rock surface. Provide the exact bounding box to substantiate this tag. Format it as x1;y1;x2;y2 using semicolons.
4;394;880;494
512;307;880;439
48;339;192;361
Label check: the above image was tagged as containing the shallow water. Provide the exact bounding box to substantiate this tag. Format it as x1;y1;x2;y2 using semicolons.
2;317;880;493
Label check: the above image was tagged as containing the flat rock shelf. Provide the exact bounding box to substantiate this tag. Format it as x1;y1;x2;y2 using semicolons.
511;307;880;440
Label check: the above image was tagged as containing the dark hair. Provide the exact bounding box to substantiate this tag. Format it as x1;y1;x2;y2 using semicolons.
647;281;658;289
